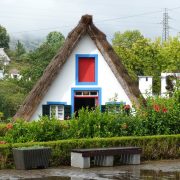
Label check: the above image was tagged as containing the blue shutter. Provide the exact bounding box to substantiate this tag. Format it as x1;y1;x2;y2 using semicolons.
101;105;106;113
42;105;50;117
64;105;71;120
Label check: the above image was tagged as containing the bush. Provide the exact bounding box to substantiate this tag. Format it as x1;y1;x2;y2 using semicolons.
0;123;7;136
0;92;179;143
136;94;180;135
0;135;180;169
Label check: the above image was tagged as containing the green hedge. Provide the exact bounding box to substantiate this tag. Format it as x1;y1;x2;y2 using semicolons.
0;134;180;169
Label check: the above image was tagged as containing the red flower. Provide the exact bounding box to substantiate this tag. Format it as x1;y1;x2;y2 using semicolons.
162;107;168;113
0;141;6;144
153;104;160;112
124;105;131;110
6;123;13;129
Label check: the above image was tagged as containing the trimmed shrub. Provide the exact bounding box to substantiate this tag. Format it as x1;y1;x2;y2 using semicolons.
0;134;180;169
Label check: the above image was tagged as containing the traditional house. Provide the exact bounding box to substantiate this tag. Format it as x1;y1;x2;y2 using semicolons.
0;48;11;66
14;15;142;121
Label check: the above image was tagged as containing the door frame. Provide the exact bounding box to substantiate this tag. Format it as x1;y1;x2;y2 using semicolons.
71;87;102;114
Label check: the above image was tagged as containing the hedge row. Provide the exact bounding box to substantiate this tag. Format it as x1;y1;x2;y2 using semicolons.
0;134;180;169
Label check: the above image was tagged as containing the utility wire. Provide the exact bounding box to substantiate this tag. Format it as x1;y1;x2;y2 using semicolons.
10;10;164;34
8;6;180;34
170;27;180;32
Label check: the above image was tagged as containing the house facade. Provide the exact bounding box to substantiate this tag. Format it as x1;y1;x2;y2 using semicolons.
14;15;142;121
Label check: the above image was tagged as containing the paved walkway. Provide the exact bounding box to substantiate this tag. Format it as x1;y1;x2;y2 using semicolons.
0;159;180;179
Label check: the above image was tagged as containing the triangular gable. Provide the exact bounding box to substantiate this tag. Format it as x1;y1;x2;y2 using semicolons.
14;15;143;121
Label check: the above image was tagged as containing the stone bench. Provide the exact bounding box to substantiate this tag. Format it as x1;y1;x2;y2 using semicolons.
71;147;142;168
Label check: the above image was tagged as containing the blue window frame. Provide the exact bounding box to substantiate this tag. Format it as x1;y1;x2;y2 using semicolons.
71;87;102;114
47;101;67;105
75;54;98;85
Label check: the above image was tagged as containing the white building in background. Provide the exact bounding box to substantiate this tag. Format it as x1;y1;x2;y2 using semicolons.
161;72;180;97
138;76;153;98
0;70;4;79
9;68;21;80
0;48;11;66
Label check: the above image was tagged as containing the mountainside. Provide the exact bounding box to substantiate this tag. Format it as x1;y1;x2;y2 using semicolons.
9;34;45;51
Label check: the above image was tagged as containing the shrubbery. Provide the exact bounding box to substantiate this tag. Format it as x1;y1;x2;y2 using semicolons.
0;91;179;143
1;135;180;169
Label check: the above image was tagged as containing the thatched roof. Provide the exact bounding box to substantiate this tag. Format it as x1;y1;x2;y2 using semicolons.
14;15;143;121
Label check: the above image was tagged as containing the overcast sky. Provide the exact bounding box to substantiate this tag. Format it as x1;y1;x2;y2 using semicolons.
0;0;180;41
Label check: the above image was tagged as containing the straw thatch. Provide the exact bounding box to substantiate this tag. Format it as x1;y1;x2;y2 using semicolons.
14;15;143;121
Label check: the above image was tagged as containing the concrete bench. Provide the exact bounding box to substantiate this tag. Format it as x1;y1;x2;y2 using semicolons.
71;147;142;168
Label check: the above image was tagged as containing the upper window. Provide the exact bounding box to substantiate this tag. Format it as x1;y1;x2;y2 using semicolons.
75;54;98;85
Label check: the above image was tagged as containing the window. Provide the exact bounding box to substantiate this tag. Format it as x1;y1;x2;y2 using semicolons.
50;105;64;120
42;103;71;120
76;54;98;85
75;91;98;97
78;57;95;82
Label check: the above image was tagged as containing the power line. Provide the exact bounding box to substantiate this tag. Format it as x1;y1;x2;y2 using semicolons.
95;10;163;23
10;10;164;34
170;27;180;33
8;6;180;35
168;6;180;11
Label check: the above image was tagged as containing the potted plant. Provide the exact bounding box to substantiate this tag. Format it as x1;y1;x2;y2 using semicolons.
13;146;52;170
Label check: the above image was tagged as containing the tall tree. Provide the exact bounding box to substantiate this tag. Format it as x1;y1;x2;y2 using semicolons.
0;25;10;49
15;40;26;58
22;31;65;88
112;30;144;49
112;30;179;94
45;31;65;48
0;80;26;118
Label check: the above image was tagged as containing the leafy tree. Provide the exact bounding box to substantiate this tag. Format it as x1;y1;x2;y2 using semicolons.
160;37;180;72
112;30;179;94
0;25;10;49
112;30;147;80
112;30;144;49
45;31;65;48
22;31;65;86
0;79;26;118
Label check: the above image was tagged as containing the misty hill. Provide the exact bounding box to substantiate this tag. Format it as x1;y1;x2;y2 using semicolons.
9;34;45;51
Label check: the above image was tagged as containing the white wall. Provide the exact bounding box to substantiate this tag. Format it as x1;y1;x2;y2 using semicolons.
30;35;132;120
138;76;152;98
0;70;3;79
